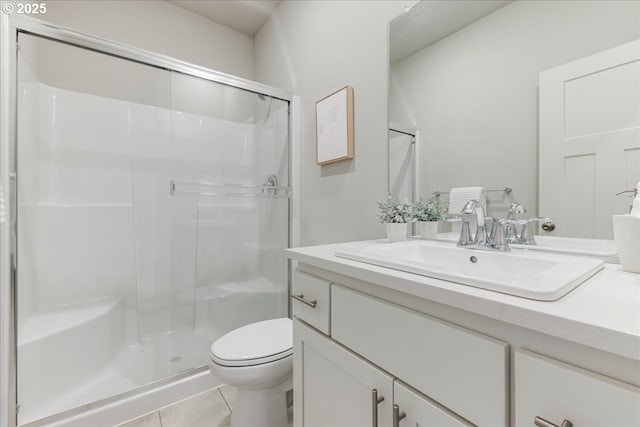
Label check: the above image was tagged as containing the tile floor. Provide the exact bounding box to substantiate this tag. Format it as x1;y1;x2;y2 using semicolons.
117;385;238;427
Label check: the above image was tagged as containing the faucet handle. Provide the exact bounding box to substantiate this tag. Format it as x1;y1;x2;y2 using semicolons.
520;222;536;245
492;220;511;251
458;220;473;246
520;217;555;244
447;216;472;246
485;216;498;241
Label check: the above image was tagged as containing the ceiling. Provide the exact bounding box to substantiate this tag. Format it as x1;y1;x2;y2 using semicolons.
169;0;281;37
390;0;511;63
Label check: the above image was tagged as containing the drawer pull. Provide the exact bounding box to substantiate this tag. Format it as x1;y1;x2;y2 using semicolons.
371;389;384;427
393;404;406;427
534;416;573;427
290;293;317;308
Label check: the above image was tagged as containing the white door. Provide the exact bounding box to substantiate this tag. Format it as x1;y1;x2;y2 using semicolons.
293;319;394;427
539;39;640;238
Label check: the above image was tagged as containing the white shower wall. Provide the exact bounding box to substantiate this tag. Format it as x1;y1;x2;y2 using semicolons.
18;79;288;338
16;77;289;422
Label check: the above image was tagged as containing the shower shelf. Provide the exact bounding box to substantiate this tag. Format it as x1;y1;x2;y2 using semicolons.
170;180;291;199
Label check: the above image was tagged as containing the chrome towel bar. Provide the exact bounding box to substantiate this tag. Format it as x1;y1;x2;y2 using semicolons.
170;179;291;199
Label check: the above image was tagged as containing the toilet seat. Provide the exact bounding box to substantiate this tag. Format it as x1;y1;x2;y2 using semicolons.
210;318;292;367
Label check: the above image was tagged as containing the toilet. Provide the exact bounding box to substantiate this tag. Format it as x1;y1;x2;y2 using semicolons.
209;317;293;427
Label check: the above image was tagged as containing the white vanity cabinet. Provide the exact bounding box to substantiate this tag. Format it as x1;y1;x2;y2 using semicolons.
293;319;474;427
287;245;640;427
292;271;509;427
515;350;640;427
331;285;508;427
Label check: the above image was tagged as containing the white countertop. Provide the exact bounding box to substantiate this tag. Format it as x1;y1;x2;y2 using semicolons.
286;239;640;362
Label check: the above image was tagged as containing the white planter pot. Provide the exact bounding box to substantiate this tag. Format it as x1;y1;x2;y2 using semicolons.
418;221;439;240
386;223;409;242
613;215;640;273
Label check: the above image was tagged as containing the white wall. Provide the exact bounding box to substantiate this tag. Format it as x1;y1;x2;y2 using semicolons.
389;0;640;220
255;0;405;246
38;0;254;79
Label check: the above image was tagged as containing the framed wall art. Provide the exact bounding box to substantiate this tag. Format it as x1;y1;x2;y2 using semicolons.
316;86;354;165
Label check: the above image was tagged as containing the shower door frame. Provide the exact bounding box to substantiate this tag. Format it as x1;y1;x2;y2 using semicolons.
0;15;296;427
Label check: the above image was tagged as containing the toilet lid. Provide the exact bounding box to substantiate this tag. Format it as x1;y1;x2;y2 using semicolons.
210;318;292;367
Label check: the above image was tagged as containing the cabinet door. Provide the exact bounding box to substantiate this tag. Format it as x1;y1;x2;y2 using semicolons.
515;350;640;427
293;319;393;427
332;285;508;427
393;380;472;427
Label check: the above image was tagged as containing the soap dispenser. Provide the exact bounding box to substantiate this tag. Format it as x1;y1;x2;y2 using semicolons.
613;182;640;273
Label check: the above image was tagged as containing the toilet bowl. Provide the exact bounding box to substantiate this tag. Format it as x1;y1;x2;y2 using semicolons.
209;318;293;427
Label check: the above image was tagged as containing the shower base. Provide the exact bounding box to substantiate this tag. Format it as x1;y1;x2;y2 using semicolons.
18;277;285;426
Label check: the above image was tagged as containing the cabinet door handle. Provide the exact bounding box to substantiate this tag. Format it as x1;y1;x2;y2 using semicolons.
534;416;573;427
371;389;384;427
393;404;406;427
290;293;317;308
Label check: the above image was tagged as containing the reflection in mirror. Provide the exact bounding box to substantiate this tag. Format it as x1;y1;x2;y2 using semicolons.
388;126;416;203
389;0;640;238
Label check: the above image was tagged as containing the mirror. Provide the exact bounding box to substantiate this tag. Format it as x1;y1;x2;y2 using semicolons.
388;125;416;202
389;0;640;238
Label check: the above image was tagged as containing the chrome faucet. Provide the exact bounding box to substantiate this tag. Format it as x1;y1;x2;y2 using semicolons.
455;200;510;251
460;200;489;245
454;198;556;249
505;202;527;243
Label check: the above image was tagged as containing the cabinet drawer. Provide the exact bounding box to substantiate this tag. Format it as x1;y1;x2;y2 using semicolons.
515;349;640;427
394;380;472;427
291;270;330;335
331;285;508;427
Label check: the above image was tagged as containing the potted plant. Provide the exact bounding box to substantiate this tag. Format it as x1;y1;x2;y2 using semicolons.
377;196;412;242
410;197;446;239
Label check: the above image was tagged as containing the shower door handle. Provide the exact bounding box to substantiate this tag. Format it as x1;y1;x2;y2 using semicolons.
290;293;317;308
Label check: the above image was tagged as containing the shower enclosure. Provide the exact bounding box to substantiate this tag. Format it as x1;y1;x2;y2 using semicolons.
388;127;417;202
2;18;293;427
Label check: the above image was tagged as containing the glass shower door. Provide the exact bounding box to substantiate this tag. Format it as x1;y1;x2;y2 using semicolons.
15;32;290;425
166;72;290;373
16;33;174;423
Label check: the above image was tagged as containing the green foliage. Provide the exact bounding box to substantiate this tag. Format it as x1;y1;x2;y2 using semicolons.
377;195;412;223
410;197;447;222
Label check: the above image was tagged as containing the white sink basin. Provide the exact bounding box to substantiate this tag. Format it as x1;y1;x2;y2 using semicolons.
335;240;604;301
